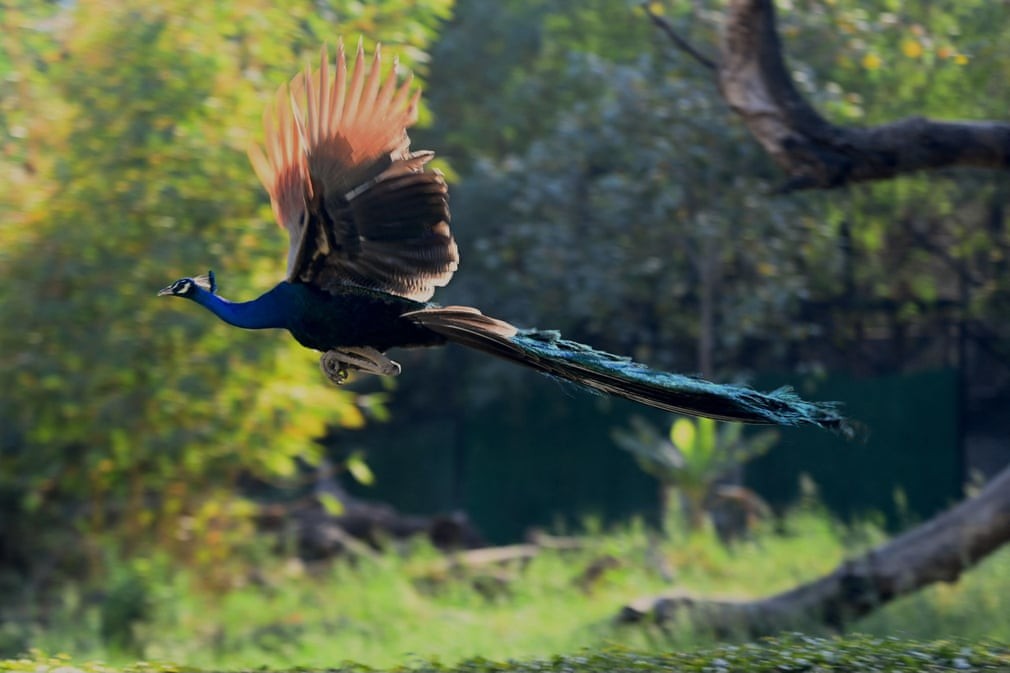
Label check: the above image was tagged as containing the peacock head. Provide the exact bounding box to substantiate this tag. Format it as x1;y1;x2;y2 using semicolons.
158;271;217;298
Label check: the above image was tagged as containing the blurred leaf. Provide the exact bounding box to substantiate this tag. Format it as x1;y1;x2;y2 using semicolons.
670;417;696;453
318;492;345;517
346;452;376;487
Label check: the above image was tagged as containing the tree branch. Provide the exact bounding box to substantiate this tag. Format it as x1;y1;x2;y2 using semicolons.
650;0;1010;190
617;463;1010;634
642;3;717;71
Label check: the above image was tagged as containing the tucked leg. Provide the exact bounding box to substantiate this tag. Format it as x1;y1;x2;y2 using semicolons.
320;347;402;384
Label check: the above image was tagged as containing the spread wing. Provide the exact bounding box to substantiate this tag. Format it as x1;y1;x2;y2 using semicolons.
248;40;458;302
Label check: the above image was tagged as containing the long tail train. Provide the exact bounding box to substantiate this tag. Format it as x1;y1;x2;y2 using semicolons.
406;306;851;436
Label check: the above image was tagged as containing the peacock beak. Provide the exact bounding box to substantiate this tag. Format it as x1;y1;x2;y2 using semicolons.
157;285;174;296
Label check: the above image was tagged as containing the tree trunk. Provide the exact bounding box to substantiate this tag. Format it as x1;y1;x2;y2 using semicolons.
618;463;1010;635
646;0;1010;191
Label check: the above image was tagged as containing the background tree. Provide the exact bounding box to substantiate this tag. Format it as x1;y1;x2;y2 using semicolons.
0;0;451;592
416;0;842;389
618;0;1010;632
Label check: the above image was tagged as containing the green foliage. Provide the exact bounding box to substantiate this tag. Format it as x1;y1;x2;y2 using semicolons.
98;567;153;656
5;638;1009;673
0;0;450;586
431;14;836;375
4;636;1010;672
773;0;1010;352
0;510;1008;669
613;416;777;529
423;0;657;168
423;0;1010;386
2;0;1009;667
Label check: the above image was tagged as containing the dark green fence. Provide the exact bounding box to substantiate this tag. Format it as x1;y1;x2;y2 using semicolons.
746;369;961;528
348;369;960;543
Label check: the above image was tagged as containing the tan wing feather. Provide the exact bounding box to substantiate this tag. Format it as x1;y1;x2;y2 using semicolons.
249;40;457;300
248;84;310;275
305;40;421;195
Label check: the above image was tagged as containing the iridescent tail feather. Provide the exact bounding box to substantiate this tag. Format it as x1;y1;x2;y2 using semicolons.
406;306;851;436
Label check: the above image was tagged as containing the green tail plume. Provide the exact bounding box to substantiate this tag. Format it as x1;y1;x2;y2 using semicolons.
406;306;851;435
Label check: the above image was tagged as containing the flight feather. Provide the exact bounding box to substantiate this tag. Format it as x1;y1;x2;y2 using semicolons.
248;40;458;302
406;306;852;434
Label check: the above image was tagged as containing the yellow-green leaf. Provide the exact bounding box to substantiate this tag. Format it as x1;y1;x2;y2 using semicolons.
346;453;375;486
318;492;344;516
670;417;696;451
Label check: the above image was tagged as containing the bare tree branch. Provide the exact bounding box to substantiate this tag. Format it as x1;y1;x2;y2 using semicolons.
650;0;1010;190
618;463;1010;634
643;3;717;71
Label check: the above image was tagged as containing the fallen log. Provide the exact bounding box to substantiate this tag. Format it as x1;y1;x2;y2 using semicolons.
618;463;1010;635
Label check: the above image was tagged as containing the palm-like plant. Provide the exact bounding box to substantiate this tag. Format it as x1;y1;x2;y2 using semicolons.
612;416;778;532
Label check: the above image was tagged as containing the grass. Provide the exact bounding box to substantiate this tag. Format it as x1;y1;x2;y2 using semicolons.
3;509;1010;670
2;635;1009;672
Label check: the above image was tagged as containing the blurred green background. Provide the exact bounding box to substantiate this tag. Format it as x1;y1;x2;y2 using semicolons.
1;0;1008;666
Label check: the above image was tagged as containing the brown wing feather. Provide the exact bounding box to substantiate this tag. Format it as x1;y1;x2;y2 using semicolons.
248;40;458;302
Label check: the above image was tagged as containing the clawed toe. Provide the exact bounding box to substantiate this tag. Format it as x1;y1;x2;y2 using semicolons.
319;347;401;384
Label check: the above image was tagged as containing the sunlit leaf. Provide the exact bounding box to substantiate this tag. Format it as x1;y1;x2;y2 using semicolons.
670;417;696;452
318;492;345;516
346;453;376;486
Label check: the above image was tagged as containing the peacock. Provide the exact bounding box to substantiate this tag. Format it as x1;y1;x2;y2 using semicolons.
159;41;849;434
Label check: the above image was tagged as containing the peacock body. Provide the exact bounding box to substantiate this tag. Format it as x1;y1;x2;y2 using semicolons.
160;40;849;434
167;277;440;350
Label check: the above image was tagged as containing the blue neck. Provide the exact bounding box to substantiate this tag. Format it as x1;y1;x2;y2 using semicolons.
188;284;291;330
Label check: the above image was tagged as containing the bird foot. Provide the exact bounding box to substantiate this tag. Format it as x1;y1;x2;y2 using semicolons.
320;347;401;385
